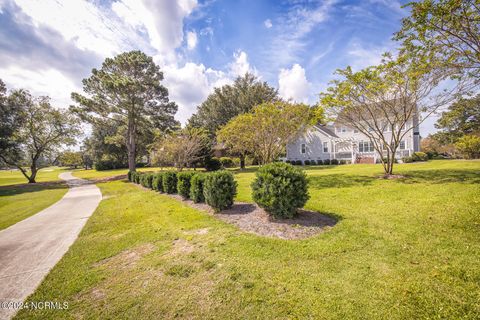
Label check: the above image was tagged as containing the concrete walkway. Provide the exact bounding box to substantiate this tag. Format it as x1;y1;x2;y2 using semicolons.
0;172;102;319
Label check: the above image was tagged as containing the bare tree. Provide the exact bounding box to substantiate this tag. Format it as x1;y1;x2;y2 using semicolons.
152;127;210;171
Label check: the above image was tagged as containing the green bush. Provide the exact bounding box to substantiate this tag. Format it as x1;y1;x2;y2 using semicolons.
132;172;139;184
145;173;154;189
177;172;196;199
190;173;206;203
412;152;428;162
294;160;302;165
339;159;347;165
331;159;339;165
316;159;323;165
402;156;413;163
205;157;222;171
152;173;164;192
162;171;177;194
127;171;133;182
323;159;331;165
204;171;237;212
94;159;127;171
251;162;309;219
219;157;235;168
304;160;311;165
285;160;291;164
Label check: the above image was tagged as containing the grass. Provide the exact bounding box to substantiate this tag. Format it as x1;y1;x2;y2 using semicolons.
0;167;69;230
0;183;68;231
15;160;480;319
0;167;68;186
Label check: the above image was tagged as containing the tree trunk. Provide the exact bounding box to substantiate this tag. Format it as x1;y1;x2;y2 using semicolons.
28;164;37;183
239;154;245;170
127;116;136;172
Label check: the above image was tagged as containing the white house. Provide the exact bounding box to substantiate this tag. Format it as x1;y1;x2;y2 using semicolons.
286;118;420;164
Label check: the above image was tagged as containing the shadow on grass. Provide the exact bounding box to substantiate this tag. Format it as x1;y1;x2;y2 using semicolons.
399;169;480;184
308;174;377;189
0;181;67;197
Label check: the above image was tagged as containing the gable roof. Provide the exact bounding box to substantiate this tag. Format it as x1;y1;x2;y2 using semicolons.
313;124;338;138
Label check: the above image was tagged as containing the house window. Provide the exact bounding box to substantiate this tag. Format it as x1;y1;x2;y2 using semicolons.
323;142;328;153
359;141;374;152
301;143;307;154
399;140;406;150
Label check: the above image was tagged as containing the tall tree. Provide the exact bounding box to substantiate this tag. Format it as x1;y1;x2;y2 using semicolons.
435;94;480;141
71;51;178;172
0;89;80;183
320;53;461;175
189;73;278;134
219;102;312;165
395;0;480;85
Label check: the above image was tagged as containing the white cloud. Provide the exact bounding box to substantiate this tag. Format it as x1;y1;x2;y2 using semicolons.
0;65;79;108
14;0;138;56
265;0;337;68
186;31;197;50
264;19;272;28
278;64;311;103
230;50;255;77
163;63;231;124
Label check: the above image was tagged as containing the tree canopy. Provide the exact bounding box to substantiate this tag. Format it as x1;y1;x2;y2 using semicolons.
395;0;480;87
0;86;80;182
218;101;312;165
71;50;178;171
188;73;278;134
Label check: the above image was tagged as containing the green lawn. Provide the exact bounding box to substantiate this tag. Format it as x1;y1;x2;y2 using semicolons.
15;160;480;319
0;183;68;231
0;167;69;230
0;167;68;186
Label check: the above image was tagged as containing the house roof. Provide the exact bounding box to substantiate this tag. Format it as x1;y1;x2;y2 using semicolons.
313;124;339;138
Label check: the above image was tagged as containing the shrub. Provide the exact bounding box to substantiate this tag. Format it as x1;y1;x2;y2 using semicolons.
162;171;177;194
139;174;146;186
152;173;164;192
94;159;127;171
177;172;196;199
331;159;339;165
402;156;413;163
339;159;347;165
203;171;237;212
323;159;331;165
145;173;154;189
411;152;428;162
316;159;323;165
132;172;140;184
190;173;206;203
205;157;222;171
251;162;309;219
219;157;235;168
304;160;311;165
294;160;302;165
127;171;133;182
285;160;291;164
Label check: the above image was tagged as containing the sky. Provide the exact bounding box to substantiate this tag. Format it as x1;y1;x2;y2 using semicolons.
0;0;439;135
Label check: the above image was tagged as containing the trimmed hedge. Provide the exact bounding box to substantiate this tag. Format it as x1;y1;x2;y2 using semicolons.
251;162;309;219
323;159;331;165
177;172;196;199
162;171;177;194
204;171;237;212
127;171;133;182
412;152;428;162
205;157;222;171
316;159;323;165
190;173;206;203
219;157;235;168
152;173;164;192
331;159;339;165
304;160;311;165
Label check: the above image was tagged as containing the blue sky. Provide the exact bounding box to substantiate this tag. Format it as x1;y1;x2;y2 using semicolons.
0;0;439;134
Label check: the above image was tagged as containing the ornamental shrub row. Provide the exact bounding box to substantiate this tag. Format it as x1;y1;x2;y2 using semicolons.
128;170;237;212
285;159;348;165
251;162;309;219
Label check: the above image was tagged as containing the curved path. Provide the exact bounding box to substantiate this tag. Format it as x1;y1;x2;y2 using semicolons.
0;172;102;319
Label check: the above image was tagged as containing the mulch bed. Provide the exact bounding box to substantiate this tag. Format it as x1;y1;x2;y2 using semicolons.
167;194;337;240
